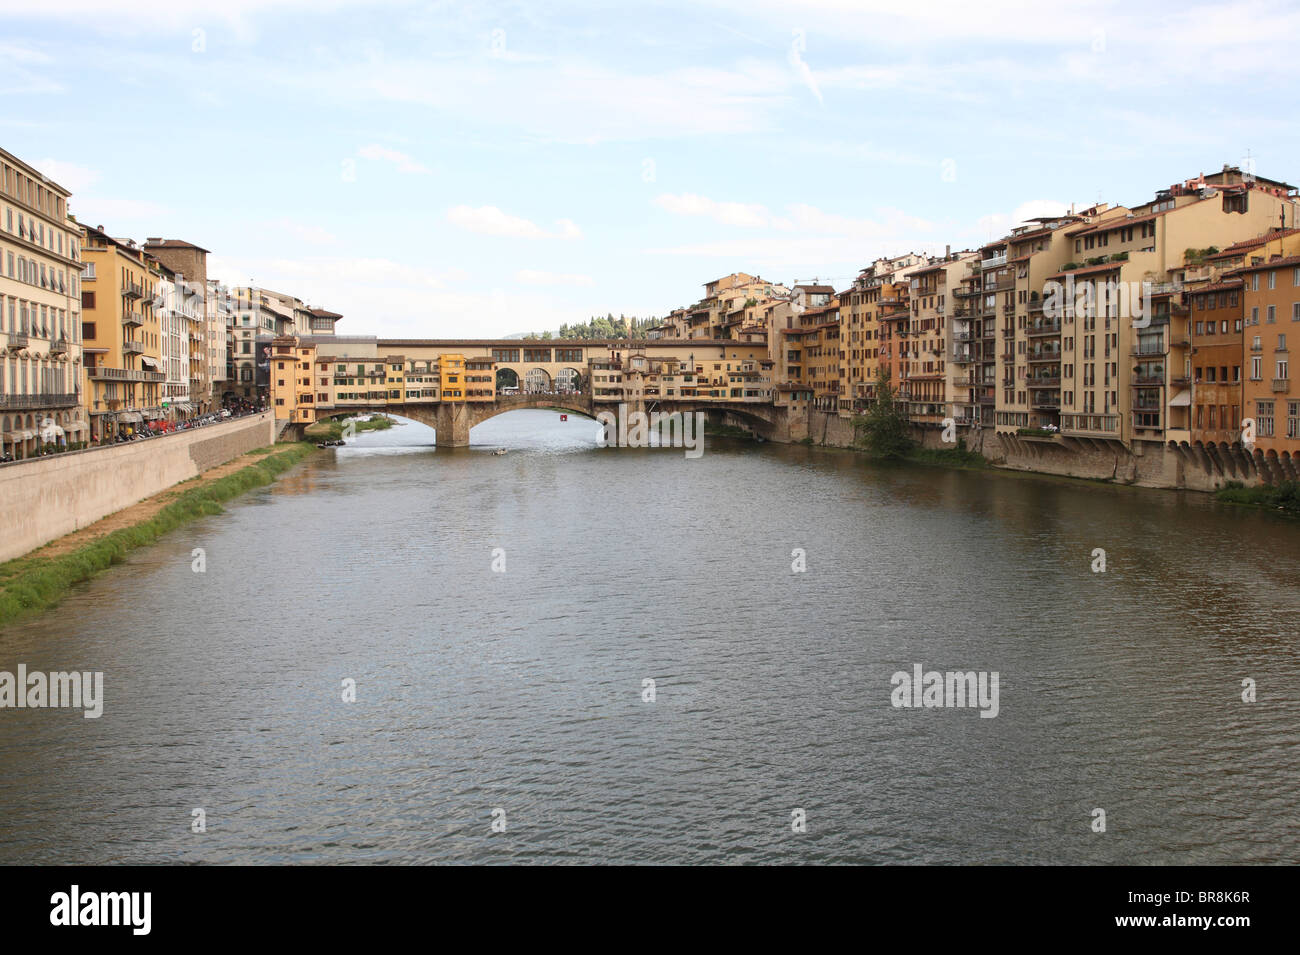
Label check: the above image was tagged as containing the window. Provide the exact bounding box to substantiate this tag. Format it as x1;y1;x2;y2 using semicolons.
1256;400;1275;437
81;291;95;309
1267;305;1277;324
1268;271;1277;290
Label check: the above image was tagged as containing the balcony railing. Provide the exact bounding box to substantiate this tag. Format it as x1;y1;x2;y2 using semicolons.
50;337;69;356
88;367;165;382
0;393;80;409
122;313;143;328
1027;322;1061;337
124;340;145;355
1061;413;1121;436
6;332;29;351
1273;378;1291;393
123;281;144;300
1028;351;1062;363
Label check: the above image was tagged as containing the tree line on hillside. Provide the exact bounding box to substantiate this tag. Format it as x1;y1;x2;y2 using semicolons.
523;315;658;340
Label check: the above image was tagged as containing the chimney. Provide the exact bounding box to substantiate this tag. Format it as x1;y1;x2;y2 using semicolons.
945;244;951;259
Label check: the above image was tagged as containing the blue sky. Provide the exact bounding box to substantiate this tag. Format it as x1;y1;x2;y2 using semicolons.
3;0;1298;338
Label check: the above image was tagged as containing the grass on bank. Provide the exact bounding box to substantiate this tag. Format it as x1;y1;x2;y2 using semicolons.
0;442;316;629
1215;480;1300;513
305;413;395;441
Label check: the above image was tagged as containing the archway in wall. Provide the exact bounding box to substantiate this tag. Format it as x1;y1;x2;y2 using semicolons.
524;368;552;393
555;367;582;393
496;368;520;392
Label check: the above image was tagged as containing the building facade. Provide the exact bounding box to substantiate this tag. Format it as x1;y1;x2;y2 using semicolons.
0;147;86;457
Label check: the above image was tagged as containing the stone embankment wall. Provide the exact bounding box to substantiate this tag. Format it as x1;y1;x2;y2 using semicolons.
784;409;1272;492
0;413;277;563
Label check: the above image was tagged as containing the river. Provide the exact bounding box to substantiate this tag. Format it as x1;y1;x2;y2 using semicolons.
1;410;1297;864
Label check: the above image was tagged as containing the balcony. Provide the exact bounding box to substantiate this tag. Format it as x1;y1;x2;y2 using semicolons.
0;393;80;409
1273;378;1291;393
1062;413;1121;437
6;332;29;351
981;254;1008;270
1028;351;1062;363
124;339;145;355
123;280;144;300
50;336;69;356
122;313;143;329
1027;322;1061;337
1029;376;1061;388
977;394;996;405
1133;373;1164;386
87;366;165;383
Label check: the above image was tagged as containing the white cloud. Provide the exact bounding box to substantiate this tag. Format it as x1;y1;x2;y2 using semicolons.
653;193;769;228
357;144;431;175
268;218;338;245
515;269;595;287
29;159;101;195
654;193;935;239
67;197;171;224
787;41;823;105
447;205;582;239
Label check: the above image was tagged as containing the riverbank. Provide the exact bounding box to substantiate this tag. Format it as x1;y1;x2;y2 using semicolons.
0;442;316;629
1215;480;1300;514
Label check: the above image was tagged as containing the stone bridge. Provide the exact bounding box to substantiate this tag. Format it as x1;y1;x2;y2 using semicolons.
295;393;791;447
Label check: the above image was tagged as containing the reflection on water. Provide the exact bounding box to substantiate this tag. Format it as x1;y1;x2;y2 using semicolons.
0;409;1297;864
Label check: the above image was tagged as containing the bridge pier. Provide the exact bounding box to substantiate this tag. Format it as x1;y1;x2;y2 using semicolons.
434;402;472;447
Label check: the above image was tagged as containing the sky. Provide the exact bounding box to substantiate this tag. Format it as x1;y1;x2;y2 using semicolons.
3;0;1298;338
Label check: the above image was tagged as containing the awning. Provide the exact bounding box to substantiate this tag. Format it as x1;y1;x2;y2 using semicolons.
5;430;34;442
40;424;65;439
66;419;88;433
1169;389;1192;407
117;412;143;425
140;356;161;371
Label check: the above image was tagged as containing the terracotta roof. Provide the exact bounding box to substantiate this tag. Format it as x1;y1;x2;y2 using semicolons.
1187;279;1244;295
1207;228;1300;260
1048;261;1126;279
143;238;211;254
1068;211;1161;237
1231;253;1300;273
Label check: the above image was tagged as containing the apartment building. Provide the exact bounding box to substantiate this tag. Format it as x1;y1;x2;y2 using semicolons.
154;260;203;420
80;224;167;441
1046;168;1295;447
1238;253;1300;460
1188;278;1245;446
142;239;212;415
0;147;86;457
907;252;978;428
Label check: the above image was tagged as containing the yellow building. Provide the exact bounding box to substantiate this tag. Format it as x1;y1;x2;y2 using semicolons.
79;223;166;441
0;147;86;457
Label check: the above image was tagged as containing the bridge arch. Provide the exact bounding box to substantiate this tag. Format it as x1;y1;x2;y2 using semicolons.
496;368;519;392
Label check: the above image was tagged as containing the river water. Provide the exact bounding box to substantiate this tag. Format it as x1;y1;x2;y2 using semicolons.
1;410;1297;864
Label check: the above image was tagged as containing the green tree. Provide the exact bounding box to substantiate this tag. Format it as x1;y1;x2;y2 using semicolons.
854;369;914;459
